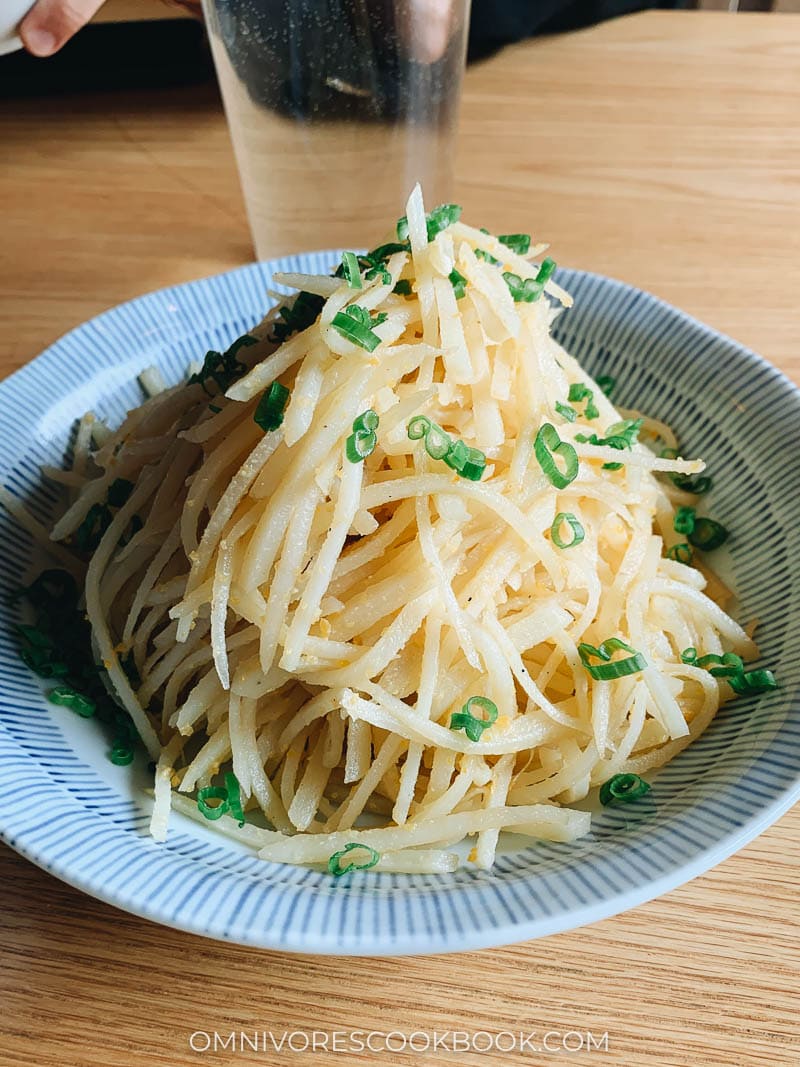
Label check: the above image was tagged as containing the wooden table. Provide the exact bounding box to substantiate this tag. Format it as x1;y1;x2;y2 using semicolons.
1;11;799;1066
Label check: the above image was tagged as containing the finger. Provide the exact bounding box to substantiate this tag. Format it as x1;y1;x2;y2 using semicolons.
407;0;455;64
20;0;107;57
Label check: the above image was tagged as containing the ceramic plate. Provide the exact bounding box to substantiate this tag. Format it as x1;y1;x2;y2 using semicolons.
1;254;799;955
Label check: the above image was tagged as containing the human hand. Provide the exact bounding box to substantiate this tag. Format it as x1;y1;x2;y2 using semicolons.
20;0;107;56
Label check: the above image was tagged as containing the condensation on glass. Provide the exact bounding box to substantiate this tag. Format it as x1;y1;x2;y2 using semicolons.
202;0;471;258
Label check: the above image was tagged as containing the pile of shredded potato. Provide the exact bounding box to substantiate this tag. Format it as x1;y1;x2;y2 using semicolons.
17;186;761;874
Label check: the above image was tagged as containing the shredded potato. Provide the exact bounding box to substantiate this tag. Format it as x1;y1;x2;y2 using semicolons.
22;186;761;873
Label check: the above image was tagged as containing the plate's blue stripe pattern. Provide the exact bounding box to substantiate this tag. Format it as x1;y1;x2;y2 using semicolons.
0;259;798;955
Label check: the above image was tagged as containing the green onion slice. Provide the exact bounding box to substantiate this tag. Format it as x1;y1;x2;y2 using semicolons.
340;251;362;289
599;773;651;806
346;429;377;463
673;506;697;535
555;401;577;423
407;415;431;441
534;423;579;489
596;375;616;398
578;638;647;680
567;383;600;420
331;305;384;352
498;233;531;254
696;652;745;678
197;786;229;821
443;438;469;472
393;280;412;296
502;259;556;303
661;449;713;495
551;512;585;549
48;684;96;718
683;649;778;695
425;423;451;461
449;695;499;742
459;446;487;482
475;249;501;265
666;542;693;564
254;381;290;432
688;517;728;551
396;203;462;243
728;669;779;695
109;744;134;766
107;478;134;507
449;268;467;300
224;772;246;827
328;842;381;877
353;408;379;434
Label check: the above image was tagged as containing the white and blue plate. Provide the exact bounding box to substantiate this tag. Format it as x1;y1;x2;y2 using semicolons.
1;253;799;955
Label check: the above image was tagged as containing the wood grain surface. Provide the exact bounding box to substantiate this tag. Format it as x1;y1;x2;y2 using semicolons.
1;11;798;1066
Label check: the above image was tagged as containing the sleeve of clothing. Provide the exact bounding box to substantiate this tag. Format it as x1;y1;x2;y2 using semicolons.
468;0;688;61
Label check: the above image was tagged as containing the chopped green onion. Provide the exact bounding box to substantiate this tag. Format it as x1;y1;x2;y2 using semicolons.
189;333;258;392
685;648;778;696
661;448;713;495
340;251;362;289
197;786;229;821
396;203;462;243
269;292;324;345
107;478;134;508
15;623;53;650
449;268;467;300
599;773;651;806
75;502;112;553
578;638;647;680
728;668;779;695
674;474;713;495
674;506;696;535
449;695;498;742
576;417;643;470
534;423;579;490
498;233;531;254
109;744;134;766
459;446;487;482
697;652;744;678
15;568;77;608
224;772;246;827
254;381;290;432
21;649;69;678
406;417;484;479
688;517;729;551
475;249;500;265
555;401;577;423
48;684;96;718
352;409;379;434
596;375;616;398
346;429;377;463
407;415;431;441
502;259;556;303
443;438;469;472
331;305;384;352
352;242;409;285
666;543;693;564
120;514;143;547
551;512;585;549
424;422;451;461
393;280;412;296
328;841;381;877
567;383;599;420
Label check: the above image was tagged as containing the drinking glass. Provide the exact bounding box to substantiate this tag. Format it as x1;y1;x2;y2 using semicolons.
201;0;471;258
